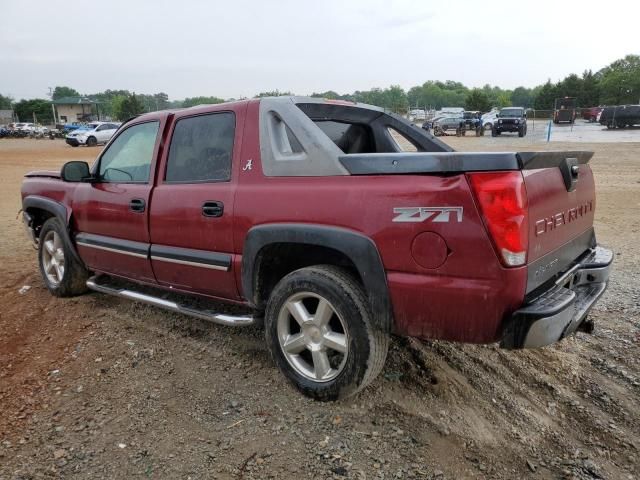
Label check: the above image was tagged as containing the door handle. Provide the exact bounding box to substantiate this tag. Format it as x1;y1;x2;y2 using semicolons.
202;201;224;218
130;198;146;213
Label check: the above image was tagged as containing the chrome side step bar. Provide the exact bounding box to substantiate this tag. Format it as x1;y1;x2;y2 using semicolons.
86;277;254;327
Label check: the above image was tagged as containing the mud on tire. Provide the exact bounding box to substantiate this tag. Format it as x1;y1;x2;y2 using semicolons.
264;265;388;401
38;218;88;297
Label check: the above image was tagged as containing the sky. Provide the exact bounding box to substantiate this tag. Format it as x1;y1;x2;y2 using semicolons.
1;0;639;101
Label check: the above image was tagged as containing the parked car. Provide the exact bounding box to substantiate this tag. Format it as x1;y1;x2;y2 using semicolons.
433;116;465;136
14;122;36;133
21;96;612;401
582;107;602;123
492;107;527;137
61;122;86;133
598;105;640;129
481;108;500;131
65;122;121;147
422;115;448;131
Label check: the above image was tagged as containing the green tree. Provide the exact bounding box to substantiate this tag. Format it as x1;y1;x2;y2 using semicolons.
598;54;640;104
0;94;13;109
533;80;557;110
511;87;534;108
52;86;80;100
14;99;54;123
113;93;145;120
182;96;225;107
495;91;512;108
88;89;131;119
254;90;293;98
464;89;491;112
310;90;354;101
352;85;408;113
580;70;600;107
384;85;409;113
407;80;468;110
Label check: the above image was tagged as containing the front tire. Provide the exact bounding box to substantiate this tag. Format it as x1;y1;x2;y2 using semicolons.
265;265;388;401
38;218;88;297
86;136;97;147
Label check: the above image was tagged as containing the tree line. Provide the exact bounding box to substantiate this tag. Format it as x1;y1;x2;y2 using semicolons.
2;54;638;123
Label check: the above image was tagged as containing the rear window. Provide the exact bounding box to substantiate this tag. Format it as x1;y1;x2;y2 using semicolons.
313;121;375;154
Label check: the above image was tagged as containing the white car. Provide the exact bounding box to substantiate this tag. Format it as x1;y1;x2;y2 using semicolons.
481;108;500;131
65;122;121;147
18;122;36;133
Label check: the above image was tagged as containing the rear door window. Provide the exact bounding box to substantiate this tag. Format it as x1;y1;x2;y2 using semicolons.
165;112;235;183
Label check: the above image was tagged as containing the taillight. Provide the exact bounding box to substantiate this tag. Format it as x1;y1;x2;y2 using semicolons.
468;171;528;267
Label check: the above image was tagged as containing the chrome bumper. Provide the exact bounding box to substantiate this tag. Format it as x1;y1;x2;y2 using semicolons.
501;245;613;349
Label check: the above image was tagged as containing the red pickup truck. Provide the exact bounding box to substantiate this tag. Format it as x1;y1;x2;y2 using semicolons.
21;97;612;400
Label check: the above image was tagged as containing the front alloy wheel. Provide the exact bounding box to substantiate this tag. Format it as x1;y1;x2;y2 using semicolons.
41;230;65;286
37;218;88;297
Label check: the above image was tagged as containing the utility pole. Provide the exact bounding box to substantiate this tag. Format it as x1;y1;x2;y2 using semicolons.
48;87;56;126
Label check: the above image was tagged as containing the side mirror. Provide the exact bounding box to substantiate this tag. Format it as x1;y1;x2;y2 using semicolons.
61;161;91;182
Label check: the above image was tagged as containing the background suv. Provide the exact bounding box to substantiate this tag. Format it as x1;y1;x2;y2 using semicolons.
65;122;120;147
492;107;527;137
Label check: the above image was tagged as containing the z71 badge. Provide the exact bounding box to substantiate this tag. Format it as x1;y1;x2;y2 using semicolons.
393;206;463;223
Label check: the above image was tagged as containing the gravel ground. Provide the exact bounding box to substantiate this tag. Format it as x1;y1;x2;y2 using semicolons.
0;137;638;479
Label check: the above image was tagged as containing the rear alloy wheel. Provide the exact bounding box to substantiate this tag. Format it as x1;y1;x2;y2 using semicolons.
38;218;88;297
86;136;97;147
265;265;388;401
277;291;348;382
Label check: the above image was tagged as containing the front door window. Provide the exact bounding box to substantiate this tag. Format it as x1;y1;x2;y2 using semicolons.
98;121;159;183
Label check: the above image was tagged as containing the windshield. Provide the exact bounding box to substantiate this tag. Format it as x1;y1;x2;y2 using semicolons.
500;108;523;118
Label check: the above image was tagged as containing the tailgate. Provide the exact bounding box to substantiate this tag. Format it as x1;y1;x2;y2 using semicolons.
520;152;596;293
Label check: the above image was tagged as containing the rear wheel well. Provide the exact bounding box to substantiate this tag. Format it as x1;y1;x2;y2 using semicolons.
253;243;362;309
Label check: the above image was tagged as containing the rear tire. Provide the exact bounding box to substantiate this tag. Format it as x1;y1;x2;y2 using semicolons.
38;218;88;297
264;265;388;401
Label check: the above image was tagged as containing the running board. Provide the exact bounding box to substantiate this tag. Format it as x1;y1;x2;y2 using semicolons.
86;277;255;327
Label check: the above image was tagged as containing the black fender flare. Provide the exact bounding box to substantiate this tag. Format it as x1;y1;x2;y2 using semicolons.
22;195;84;265
241;223;392;333
23;195;70;224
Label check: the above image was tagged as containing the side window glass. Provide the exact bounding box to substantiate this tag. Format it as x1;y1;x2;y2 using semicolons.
98;121;159;183
387;127;418;152
166;112;235;183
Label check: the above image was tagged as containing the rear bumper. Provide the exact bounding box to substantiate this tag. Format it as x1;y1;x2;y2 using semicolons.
500;245;613;349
